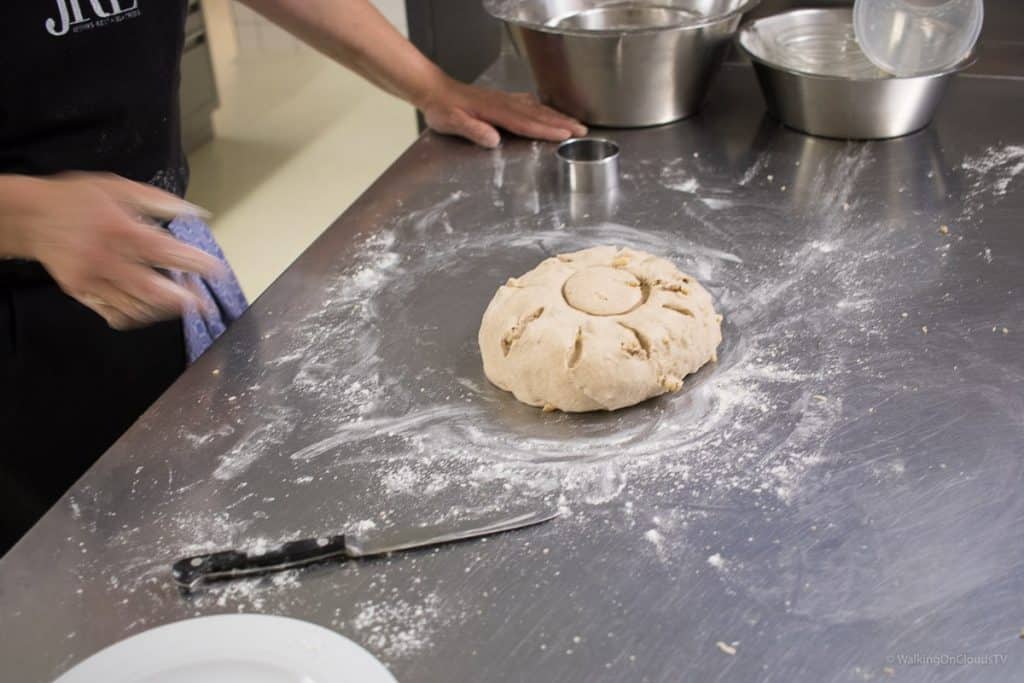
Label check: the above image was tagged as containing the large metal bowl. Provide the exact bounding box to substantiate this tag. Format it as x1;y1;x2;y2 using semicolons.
484;0;761;127
737;8;975;140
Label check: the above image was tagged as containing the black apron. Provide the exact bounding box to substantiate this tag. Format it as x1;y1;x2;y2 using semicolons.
0;1;191;553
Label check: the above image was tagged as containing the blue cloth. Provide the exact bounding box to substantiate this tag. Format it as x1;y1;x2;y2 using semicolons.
166;216;248;362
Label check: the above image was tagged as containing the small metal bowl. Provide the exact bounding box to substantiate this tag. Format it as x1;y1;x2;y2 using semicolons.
557;137;620;194
737;8;975;140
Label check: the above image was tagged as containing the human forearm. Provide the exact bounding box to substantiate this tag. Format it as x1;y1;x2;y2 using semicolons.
238;0;446;107
239;0;587;147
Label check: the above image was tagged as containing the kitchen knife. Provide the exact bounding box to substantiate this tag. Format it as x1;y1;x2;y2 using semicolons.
171;508;557;589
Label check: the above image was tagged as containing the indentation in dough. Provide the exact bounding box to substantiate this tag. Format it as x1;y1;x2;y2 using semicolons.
501;307;544;356
618;323;650;359
662;303;695;318
562;267;645;316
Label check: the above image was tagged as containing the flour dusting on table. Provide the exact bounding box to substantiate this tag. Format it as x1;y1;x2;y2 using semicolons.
80;141;897;665
349;592;444;659
959;144;1024;219
184;144;874;539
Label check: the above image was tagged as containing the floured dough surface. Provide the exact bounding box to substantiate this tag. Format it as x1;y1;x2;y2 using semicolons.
478;246;723;412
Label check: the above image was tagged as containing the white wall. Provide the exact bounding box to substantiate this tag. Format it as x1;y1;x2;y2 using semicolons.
232;0;408;55
372;0;408;35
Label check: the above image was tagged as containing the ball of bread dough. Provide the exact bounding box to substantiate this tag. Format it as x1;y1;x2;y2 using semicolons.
478;246;722;412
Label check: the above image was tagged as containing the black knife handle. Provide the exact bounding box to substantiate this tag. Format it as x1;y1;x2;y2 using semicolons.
172;534;349;589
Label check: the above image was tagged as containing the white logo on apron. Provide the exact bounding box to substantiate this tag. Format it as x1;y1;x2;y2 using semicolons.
46;0;141;37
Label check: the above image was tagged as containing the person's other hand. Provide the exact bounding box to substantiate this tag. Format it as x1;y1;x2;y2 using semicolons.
420;78;588;148
16;173;224;330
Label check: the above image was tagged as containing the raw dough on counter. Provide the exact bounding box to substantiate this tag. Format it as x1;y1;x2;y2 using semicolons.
478;245;723;412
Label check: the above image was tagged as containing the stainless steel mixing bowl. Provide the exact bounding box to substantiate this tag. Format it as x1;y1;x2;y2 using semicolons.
737;8;975;140
484;0;761;127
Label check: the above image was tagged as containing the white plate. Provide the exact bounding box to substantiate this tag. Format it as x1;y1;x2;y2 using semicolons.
54;614;397;683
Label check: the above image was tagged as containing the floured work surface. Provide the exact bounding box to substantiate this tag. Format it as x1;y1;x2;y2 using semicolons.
2;65;1023;683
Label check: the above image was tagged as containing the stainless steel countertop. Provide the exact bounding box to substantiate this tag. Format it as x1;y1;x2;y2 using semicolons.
2;61;1022;682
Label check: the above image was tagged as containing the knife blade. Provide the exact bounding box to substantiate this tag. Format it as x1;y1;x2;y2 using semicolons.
171;508;557;590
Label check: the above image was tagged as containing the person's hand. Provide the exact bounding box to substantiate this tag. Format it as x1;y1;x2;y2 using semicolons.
419;77;588;148
12;173;224;330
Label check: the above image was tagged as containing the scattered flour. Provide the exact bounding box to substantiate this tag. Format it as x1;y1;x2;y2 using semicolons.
382;465;420;495
352;519;379;536
961;145;1024;197
738;154;769;186
83;141;888;663
699;197;734;210
350;593;443;659
643;529;666;560
667;178;700;194
175;147;872;554
212;406;299;481
959;144;1024;220
208;570;301;611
